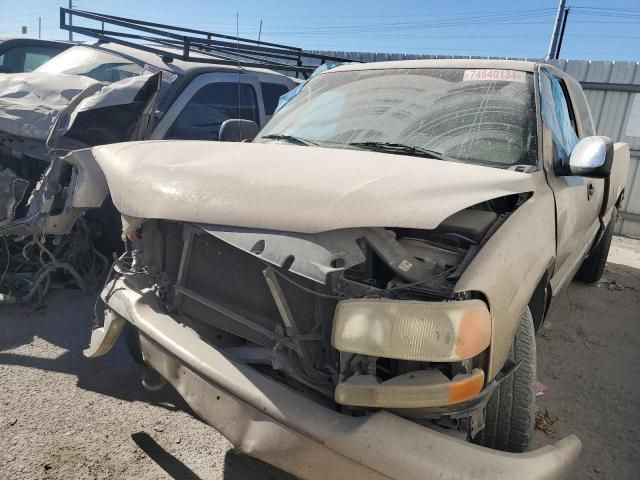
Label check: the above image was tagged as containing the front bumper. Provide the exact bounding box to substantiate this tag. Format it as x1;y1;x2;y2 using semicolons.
92;275;581;480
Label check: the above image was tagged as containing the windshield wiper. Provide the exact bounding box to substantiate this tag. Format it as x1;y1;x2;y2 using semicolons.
346;141;452;160
260;134;318;146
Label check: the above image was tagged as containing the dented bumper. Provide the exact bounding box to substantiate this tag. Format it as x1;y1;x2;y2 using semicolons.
93;275;581;480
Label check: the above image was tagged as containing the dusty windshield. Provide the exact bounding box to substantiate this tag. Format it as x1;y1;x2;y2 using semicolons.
35;45;144;83
255;67;537;167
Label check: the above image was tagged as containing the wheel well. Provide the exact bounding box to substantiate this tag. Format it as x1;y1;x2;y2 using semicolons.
529;271;551;332
616;189;625;209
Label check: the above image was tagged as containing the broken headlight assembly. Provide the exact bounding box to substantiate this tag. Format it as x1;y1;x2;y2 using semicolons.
332;298;491;409
332;298;491;362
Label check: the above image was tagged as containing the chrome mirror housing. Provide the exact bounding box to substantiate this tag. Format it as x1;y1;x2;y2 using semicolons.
566;136;613;178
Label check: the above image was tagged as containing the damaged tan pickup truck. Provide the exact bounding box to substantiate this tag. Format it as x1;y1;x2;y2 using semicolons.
80;59;628;479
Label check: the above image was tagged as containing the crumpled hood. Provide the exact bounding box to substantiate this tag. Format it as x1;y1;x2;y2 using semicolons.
0;72;103;141
89;140;536;233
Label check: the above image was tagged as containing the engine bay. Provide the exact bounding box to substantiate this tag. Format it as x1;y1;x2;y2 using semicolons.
132;198;522;420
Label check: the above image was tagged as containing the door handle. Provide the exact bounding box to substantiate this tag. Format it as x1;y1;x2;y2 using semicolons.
587;182;595;200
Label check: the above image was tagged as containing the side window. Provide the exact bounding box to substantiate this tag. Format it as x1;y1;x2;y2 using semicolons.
23;47;61;71
0;46;61;73
567;81;596;137
539;70;579;161
0;48;19;73
85;62;142;83
166;82;259;140
260;82;292;116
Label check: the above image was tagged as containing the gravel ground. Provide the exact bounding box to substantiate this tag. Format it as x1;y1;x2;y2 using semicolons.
1;236;639;480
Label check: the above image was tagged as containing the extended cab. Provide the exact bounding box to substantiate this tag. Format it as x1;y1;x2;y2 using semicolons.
74;60;627;478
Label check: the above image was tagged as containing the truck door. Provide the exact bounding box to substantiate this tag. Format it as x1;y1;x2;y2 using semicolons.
251;72;297;122
150;72;265;140
539;69;604;291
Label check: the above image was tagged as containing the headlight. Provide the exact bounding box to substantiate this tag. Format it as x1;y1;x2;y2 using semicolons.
332;298;491;362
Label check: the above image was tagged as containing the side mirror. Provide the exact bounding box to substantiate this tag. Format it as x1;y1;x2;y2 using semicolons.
564;136;613;178
218;119;259;142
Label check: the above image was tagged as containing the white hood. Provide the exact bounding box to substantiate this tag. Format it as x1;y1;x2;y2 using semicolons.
85;140;536;234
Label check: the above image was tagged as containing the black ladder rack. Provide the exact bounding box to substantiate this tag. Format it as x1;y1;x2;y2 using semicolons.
59;8;357;78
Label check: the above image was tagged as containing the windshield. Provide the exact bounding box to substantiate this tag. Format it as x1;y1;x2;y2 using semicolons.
35;45;144;83
255;68;537;167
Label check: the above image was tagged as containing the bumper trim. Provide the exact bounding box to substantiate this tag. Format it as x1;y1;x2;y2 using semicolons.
101;275;581;480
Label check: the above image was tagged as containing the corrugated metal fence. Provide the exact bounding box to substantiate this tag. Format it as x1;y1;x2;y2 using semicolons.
556;60;640;237
307;51;640;237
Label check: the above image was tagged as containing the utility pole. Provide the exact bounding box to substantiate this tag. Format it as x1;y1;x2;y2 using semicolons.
546;0;566;61
68;0;73;42
38;17;41;39
554;7;570;60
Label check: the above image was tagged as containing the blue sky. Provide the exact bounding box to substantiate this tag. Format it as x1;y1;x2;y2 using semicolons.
1;0;639;61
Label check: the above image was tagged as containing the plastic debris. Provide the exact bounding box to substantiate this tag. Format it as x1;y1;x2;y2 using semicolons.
535;381;549;397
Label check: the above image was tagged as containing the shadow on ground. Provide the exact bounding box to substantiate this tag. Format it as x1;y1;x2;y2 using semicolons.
130;431;295;480
222;451;296;480
0;289;190;413
0;289;297;479
132;432;203;480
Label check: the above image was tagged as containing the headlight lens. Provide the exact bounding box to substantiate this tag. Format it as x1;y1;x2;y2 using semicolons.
332;298;491;362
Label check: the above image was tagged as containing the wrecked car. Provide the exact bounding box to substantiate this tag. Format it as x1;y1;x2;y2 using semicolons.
0;37;298;302
76;59;628;479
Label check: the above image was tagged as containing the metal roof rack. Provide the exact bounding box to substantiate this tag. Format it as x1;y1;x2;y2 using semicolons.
59;8;356;78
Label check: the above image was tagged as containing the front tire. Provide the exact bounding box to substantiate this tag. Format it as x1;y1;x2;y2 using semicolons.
124;322;145;365
474;307;536;453
575;208;617;283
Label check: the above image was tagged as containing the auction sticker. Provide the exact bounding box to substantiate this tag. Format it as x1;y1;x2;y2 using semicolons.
463;69;526;83
143;64;178;84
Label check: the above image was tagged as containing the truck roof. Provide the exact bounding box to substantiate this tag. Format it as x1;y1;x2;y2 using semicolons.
328;58;539;73
0;37;73;48
86;41;295;80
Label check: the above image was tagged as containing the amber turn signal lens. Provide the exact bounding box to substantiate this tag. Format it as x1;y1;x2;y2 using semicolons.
449;369;485;404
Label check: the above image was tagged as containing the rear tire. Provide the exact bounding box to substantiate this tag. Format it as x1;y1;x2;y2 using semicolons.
474;307;536;453
575;209;617;283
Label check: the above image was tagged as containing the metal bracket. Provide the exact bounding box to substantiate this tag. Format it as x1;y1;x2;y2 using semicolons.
170;225;196;313
262;266;301;337
263;266;326;382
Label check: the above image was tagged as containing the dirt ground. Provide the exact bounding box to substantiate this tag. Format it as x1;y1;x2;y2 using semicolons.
1;236;639;480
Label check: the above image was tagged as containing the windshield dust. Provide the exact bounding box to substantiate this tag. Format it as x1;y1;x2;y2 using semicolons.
256;68;537;167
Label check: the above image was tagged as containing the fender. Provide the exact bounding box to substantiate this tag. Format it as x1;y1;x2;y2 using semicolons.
454;171;556;380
